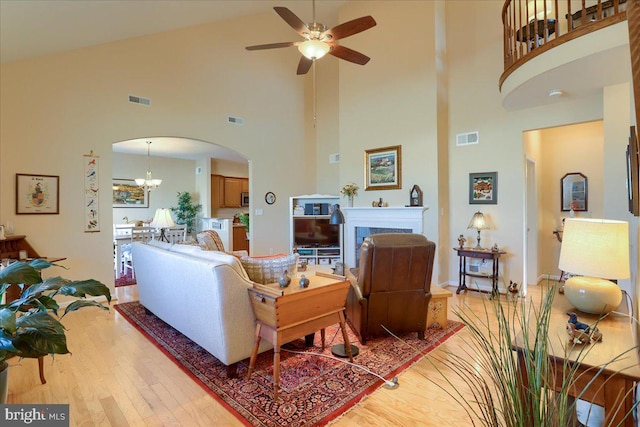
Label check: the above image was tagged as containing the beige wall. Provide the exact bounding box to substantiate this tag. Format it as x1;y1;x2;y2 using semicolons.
445;0;634;295
0;12;310;287
112;152;196;227
0;1;637;314
532;121;605;278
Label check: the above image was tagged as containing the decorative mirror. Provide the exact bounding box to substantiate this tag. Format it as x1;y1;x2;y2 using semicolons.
561;172;588;212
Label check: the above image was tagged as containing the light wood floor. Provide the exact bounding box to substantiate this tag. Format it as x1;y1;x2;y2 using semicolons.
8;283;549;426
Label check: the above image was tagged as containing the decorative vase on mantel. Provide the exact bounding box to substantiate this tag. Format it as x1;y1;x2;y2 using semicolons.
348;195;354;207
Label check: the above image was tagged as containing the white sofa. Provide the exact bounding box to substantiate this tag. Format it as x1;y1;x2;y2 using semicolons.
131;240;272;377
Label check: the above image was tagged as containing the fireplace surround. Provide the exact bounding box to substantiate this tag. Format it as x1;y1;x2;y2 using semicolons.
342;207;428;267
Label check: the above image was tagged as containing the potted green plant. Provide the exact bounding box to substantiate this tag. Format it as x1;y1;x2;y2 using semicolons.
170;191;202;234
234;212;249;231
0;259;111;403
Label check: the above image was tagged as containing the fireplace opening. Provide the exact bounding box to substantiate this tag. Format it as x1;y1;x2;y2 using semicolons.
354;227;412;266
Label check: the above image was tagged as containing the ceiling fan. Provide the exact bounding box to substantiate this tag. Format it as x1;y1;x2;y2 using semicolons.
245;1;376;75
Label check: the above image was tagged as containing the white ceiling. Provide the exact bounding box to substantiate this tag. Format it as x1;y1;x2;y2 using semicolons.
0;0;346;161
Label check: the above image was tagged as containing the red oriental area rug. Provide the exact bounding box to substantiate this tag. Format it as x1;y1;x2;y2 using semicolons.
114;301;463;426
114;270;136;287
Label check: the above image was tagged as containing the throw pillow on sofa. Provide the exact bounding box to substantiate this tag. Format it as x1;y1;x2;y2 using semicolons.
240;253;299;285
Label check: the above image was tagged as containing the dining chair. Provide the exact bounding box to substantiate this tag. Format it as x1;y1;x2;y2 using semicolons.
164;224;187;244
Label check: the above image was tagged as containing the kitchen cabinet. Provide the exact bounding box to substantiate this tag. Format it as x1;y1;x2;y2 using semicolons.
211;174;249;209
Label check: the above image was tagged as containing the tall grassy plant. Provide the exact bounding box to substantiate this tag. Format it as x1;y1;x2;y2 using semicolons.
422;284;638;427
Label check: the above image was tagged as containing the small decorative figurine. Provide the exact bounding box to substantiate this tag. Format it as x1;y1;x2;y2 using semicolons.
458;234;466;248
508;281;519;301
299;275;310;288
492;243;499;252
278;270;291;288
566;312;602;344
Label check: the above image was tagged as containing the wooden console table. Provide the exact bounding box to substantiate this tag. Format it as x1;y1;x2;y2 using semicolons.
454;247;506;298
246;273;353;399
513;294;640;426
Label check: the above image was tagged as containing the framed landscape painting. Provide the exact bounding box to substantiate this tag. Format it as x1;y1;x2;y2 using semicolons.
364;145;402;190
469;172;498;204
113;179;148;208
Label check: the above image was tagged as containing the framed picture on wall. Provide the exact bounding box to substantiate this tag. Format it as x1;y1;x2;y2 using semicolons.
627;126;639;216
113;178;149;208
469;172;498;204
364;145;402;190
16;174;60;214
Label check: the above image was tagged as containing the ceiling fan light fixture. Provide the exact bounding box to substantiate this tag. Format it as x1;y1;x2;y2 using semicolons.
298;39;330;60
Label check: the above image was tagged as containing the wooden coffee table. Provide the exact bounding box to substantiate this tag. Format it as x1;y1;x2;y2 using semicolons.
246;272;353;399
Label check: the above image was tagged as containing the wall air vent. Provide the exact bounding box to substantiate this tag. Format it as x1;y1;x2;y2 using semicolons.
456;131;479;146
227;116;244;125
128;95;151;106
329;153;340;164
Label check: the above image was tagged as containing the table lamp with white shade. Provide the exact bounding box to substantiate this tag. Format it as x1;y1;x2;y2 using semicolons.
151;208;175;243
558;218;629;315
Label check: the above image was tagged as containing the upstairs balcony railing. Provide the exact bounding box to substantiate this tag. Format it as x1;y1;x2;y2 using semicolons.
501;0;628;88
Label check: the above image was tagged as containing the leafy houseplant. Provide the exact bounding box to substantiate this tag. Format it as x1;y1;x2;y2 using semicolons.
234;212;249;233
0;260;111;402
170;191;202;234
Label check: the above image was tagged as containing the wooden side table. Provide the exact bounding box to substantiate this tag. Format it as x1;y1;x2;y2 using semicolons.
454;247;506;298
246;273;353;399
426;286;452;329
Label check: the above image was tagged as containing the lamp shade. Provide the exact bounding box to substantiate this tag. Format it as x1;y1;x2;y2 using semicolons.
559;218;629;314
151;208;175;228
467;211;489;231
298;40;330;60
329;204;345;225
559;218;629;279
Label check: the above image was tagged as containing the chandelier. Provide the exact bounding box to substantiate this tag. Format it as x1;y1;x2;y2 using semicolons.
135;141;162;191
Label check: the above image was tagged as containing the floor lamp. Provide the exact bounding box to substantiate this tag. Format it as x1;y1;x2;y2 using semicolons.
329;204;360;358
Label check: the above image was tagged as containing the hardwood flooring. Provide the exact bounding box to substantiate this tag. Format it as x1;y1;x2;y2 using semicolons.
7;284;549;426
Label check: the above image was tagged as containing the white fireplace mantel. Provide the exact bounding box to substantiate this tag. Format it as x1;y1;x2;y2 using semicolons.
342;206;429;267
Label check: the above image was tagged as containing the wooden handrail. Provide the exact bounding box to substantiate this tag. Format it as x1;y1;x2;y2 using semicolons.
500;0;629;90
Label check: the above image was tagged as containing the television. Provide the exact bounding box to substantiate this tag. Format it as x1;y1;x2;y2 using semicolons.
293;217;340;248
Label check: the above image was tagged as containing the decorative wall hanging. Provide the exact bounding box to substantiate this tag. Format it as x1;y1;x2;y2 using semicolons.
113;179;149;208
84;151;100;232
16;174;60;214
365;145;402;191
469;172;498;204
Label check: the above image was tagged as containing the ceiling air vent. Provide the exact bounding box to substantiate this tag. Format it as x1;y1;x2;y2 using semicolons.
456;131;479;146
227;116;244;125
128;95;151;106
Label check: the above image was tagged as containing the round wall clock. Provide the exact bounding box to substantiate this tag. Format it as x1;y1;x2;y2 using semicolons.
265;191;276;205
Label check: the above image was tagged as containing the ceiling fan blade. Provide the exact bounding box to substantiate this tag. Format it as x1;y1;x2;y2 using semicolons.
297;56;313;75
245;42;296;51
274;7;309;37
328;44;371;65
323;16;376;41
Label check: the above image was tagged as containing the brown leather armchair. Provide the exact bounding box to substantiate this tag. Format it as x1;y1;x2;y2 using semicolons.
345;233;436;344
